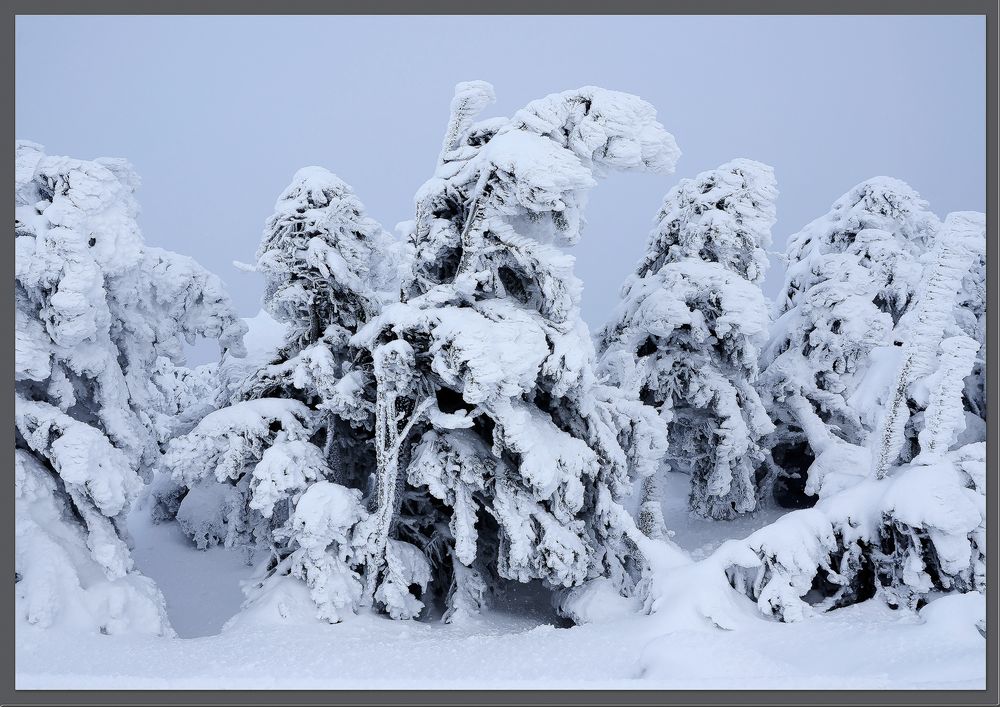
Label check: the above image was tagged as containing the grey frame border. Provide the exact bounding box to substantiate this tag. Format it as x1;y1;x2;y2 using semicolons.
4;1;996;705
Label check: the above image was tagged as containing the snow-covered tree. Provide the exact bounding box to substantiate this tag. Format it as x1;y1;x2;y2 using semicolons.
351;81;679;622
598;159;777;520
14;141;247;635
720;211;986;620
239;167;400;493
254;167;399;351
760;177;940;506
871;211;986;478
159;167;399;620
721;382;985;620
952;221;987;425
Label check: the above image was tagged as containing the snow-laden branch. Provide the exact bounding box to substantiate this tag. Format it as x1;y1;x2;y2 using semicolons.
871;212;982;479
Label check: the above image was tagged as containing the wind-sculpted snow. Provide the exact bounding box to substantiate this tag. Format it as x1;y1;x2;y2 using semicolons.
460;130;597;241
16;400;139;525
598;159;777;521
425;304;551;403
490;398;594;516
510;86;681;175
953;217;986;421
14;142;246;635
437;81;497;161
916;336;980;459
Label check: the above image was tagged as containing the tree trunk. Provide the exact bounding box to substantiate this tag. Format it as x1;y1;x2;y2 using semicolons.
362;394;434;607
363;391;398;605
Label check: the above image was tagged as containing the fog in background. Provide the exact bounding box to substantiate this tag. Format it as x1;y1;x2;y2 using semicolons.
16;15;985;364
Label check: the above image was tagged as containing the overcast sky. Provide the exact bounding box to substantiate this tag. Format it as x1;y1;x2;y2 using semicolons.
16;15;985;363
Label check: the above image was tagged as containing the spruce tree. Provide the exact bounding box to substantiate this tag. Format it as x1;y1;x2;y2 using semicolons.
724;210;986;620
598;159;777;520
163;82;679;625
160;167;399;622
352;81;680;621
760;177;940;505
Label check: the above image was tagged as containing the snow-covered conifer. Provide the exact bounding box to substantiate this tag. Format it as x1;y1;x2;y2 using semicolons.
721;213;986;620
254;167;398;351
954;232;986;422
159;167;399;622
353;82;679;622
871;211;986;477
598;159;777;520
760;178;940;505
722;419;985;620
15;142;246;635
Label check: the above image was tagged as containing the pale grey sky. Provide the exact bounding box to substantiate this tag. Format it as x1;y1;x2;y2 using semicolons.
16;15;985;363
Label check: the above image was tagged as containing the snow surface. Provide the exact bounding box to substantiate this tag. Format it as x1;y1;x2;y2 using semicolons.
660;471;785;559
126;496;254;639
19;508;984;689
15;466;983;689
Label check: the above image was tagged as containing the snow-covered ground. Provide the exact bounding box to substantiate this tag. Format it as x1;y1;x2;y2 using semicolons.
125;498;253;638
660;470;786;559
16;472;985;690
15;595;984;690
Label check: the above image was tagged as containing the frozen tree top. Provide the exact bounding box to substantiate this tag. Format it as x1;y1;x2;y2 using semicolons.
785;176;940;265
636;158;777;283
256;164;399;339
271;167;359;215
939;210;986;250
510;86;681;175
